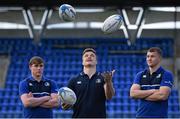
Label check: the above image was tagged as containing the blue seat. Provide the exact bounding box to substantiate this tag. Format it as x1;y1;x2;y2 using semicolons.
0;37;178;118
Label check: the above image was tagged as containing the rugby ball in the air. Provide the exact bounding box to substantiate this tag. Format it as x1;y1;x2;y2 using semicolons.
102;14;123;34
58;87;77;105
59;4;76;22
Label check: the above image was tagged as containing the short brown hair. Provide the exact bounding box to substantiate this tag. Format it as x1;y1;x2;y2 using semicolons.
83;48;96;55
147;47;163;57
29;56;44;66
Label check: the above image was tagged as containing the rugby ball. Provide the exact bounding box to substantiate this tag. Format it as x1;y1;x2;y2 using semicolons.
101;14;123;34
59;4;76;22
58;87;77;105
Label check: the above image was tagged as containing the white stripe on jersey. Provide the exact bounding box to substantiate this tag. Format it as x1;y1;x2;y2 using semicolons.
32;92;50;95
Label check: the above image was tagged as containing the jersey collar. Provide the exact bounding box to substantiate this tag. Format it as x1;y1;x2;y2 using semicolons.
80;71;98;75
147;66;163;75
29;75;45;82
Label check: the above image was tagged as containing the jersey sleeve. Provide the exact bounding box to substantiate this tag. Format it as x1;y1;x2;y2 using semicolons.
67;76;75;91
160;71;174;88
51;80;58;93
19;80;29;96
133;71;143;84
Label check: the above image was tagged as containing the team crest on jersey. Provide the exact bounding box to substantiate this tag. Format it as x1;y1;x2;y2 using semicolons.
29;82;33;86
96;79;101;83
77;81;82;84
142;75;146;78
44;82;50;86
156;74;161;78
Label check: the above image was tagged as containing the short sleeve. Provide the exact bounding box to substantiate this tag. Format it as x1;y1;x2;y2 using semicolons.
67;76;75;91
133;71;143;84
19;80;29;96
160;71;174;88
51;80;58;93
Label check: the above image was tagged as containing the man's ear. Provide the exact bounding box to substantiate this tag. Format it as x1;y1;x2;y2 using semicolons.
82;57;84;66
96;56;98;65
29;65;32;70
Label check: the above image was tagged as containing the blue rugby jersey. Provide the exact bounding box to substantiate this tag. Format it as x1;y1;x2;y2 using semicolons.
133;67;173;118
19;76;58;118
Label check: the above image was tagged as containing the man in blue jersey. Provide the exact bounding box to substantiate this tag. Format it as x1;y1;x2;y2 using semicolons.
61;48;115;118
130;47;174;118
19;56;60;118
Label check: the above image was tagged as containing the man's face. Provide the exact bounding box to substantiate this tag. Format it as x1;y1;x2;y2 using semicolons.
82;51;97;67
146;51;161;68
29;63;44;78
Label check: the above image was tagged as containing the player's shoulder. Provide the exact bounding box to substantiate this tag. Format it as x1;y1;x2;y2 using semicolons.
43;76;56;84
137;70;146;76
43;76;51;81
163;68;173;77
134;69;147;79
75;73;83;78
19;76;31;86
69;73;81;81
21;76;31;82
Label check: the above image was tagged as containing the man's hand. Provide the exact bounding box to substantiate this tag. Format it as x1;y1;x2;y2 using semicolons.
27;92;33;97
101;70;115;83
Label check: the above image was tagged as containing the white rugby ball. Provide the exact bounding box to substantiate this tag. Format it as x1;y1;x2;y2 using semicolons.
102;14;123;34
58;87;77;105
59;4;76;22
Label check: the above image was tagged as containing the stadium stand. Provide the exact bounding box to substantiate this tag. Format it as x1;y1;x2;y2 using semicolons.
0;37;179;118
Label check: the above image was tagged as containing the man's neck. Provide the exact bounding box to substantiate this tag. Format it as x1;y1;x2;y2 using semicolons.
32;75;42;82
83;66;96;79
149;64;161;75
